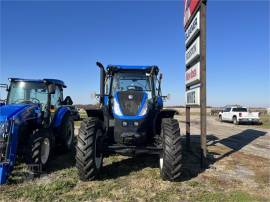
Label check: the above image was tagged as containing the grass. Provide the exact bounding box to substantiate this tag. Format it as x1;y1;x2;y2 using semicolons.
191;191;264;202
74;111;87;127
74;120;81;127
1;153;269;202
260;114;270;129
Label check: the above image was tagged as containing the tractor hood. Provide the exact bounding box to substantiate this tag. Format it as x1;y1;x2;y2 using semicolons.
0;104;30;122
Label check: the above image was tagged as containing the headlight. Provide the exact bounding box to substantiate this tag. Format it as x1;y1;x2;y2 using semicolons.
113;97;123;116
0;121;11;135
138;100;148;116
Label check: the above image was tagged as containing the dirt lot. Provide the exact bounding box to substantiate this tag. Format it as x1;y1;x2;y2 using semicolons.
1;115;269;202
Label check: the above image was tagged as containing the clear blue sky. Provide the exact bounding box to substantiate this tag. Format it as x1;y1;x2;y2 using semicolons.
1;1;269;107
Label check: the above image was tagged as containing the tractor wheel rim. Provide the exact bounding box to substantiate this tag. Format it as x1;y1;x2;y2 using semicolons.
40;138;50;165
159;129;164;170
159;156;164;170
66;125;73;147
95;130;103;169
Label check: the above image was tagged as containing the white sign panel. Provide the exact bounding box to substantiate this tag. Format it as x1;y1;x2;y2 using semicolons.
185;87;200;106
185;11;200;45
185;36;200;66
185;62;200;86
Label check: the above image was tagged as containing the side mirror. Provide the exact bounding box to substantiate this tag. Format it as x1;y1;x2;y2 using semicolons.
90;92;100;100
162;93;170;101
62;96;73;105
159;73;163;80
48;84;56;94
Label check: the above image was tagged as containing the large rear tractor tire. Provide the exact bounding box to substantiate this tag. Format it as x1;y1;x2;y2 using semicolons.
57;114;75;151
159;118;182;181
24;129;53;172
75;118;103;181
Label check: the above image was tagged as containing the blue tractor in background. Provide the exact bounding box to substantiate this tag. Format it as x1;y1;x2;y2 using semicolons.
76;62;182;181
0;78;75;184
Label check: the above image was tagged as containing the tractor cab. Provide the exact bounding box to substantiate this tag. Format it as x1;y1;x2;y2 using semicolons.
3;78;72;124
105;65;162;118
7;78;66;105
97;64;164;146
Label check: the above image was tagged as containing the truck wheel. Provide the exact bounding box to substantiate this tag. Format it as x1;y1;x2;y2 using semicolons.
76;118;103;181
159;118;182;181
233;116;239;125
25;129;53;170
58;114;74;151
219;115;222;122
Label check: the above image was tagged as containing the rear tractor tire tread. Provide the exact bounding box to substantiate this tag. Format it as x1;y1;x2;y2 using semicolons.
160;118;182;181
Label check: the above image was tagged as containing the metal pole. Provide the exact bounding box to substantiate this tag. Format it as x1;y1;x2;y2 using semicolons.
200;0;207;168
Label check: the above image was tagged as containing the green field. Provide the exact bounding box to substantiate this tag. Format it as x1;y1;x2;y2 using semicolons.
1;154;268;202
260;114;270;129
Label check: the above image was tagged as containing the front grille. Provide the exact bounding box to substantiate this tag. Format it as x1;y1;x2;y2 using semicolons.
117;91;144;116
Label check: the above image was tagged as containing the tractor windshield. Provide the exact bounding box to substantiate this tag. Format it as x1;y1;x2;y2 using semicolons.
111;72;152;95
7;81;48;107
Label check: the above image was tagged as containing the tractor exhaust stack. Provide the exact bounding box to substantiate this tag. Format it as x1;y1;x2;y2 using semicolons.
96;62;105;103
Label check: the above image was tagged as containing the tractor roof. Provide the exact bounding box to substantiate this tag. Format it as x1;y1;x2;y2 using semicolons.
106;65;159;75
9;78;66;88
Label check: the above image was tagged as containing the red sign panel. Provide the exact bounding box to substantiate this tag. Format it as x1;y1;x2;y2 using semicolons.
184;0;201;28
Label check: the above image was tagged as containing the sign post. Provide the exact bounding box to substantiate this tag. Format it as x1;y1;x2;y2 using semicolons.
184;0;207;167
199;0;207;167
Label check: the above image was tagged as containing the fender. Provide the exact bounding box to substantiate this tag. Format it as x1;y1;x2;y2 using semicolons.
159;109;178;118
53;107;70;128
153;109;179;136
85;108;104;120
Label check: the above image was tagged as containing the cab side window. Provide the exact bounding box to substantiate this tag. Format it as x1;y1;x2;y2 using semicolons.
154;76;161;96
105;76;111;95
51;86;62;109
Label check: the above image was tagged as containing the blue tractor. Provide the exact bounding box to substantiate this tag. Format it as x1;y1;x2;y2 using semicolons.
76;62;182;181
0;78;75;184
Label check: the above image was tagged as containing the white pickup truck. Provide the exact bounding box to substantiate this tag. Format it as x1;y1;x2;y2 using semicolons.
218;106;261;125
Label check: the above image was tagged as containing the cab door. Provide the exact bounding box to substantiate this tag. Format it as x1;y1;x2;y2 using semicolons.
50;86;62;118
222;108;231;121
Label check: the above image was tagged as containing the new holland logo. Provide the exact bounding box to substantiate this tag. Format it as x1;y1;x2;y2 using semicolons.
128;95;133;100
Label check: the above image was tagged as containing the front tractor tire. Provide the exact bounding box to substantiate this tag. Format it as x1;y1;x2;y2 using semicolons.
76;118;103;181
159;118;182;181
25;129;53;170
